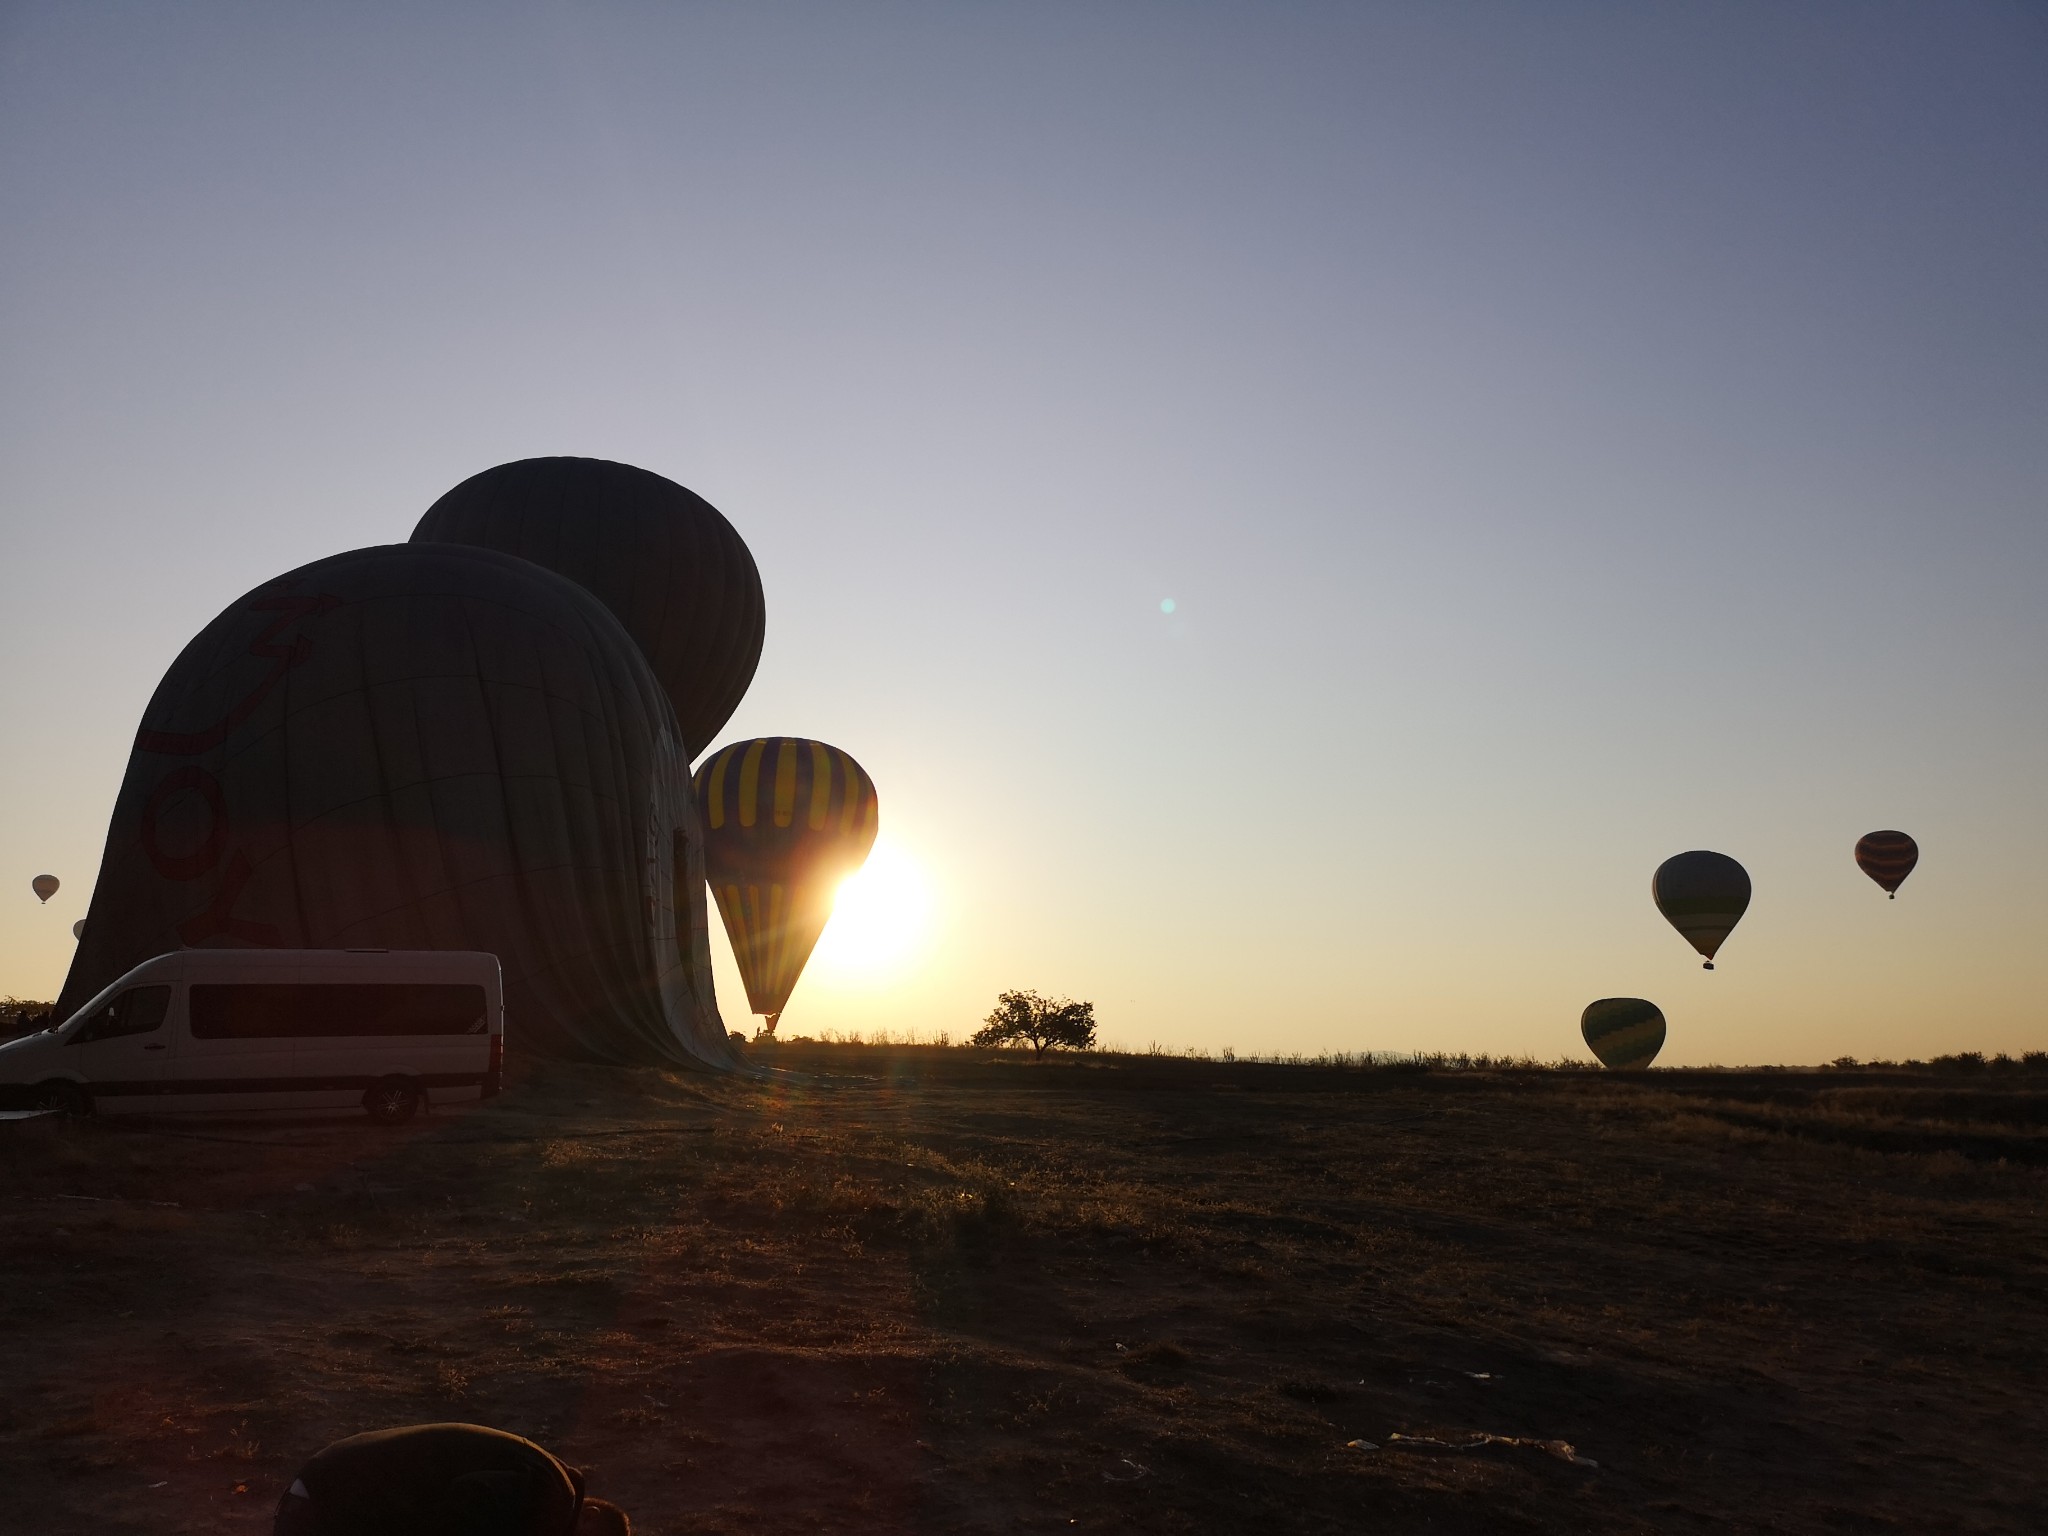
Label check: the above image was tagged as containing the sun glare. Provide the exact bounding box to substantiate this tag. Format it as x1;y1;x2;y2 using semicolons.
809;840;934;983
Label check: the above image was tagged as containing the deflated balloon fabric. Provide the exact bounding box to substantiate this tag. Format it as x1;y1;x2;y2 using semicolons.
57;543;736;1069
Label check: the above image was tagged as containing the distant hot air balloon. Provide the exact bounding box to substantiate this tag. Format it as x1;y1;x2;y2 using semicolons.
696;738;877;1034
411;458;765;760
1855;830;1917;899
1652;850;1750;969
1581;998;1665;1070
31;874;58;904
71;919;85;940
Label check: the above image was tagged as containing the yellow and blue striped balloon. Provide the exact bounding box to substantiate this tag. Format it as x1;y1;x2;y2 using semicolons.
1581;997;1665;1070
694;738;877;1029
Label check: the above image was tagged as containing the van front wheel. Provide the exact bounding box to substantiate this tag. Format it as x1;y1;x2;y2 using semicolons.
363;1078;419;1126
37;1081;92;1118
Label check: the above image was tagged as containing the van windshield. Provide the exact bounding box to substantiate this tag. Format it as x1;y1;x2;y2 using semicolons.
68;986;172;1045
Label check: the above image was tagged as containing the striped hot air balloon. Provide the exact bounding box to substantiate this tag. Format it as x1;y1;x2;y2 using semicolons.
1855;830;1917;899
1652;850;1750;970
695;738;878;1033
1581;998;1665;1070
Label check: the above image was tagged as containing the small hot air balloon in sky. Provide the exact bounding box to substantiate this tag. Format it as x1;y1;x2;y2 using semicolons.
71;919;85;940
1855;830;1917;899
696;738;877;1034
31;874;58;904
1582;997;1665;1070
1652;850;1750;969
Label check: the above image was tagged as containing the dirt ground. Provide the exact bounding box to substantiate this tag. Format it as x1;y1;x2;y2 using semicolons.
3;1046;2045;1534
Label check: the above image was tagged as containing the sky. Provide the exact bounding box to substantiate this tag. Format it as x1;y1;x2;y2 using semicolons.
2;2;2044;1065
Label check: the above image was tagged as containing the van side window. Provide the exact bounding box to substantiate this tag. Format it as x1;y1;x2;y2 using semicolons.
189;984;488;1039
69;985;172;1045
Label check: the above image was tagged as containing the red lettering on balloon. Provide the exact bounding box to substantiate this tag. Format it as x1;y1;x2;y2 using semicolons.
139;767;230;881
137;593;339;756
176;851;282;947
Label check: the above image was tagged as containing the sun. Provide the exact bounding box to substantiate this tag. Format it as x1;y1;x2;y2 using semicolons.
808;839;934;982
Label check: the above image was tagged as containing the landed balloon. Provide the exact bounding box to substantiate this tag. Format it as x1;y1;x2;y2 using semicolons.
696;738;877;1034
1582;998;1665;1070
411;457;765;760
31;874;58;904
1855;830;1918;899
1652;850;1750;969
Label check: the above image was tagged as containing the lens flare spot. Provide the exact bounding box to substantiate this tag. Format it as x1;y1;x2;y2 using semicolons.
1159;598;1176;614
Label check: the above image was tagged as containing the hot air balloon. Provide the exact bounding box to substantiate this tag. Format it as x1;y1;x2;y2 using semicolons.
31;874;58;904
696;738;877;1034
71;919;85;940
411;457;765;760
1652;850;1750;969
1855;830;1917;899
1581;997;1665;1070
56;543;736;1070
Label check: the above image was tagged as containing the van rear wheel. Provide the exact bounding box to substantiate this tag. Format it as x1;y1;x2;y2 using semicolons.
363;1078;419;1125
37;1081;92;1118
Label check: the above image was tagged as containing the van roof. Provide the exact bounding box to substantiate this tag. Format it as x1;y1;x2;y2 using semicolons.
172;949;501;965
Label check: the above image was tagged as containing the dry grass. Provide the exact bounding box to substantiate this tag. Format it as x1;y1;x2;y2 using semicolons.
2;1049;2044;1533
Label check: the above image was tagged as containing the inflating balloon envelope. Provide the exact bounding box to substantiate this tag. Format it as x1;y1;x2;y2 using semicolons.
57;542;737;1069
695;738;878;1035
411;457;765;761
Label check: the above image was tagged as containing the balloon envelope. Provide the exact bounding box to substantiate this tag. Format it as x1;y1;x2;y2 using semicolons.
71;919;85;940
31;874;58;903
1582;997;1665;1070
1855;830;1917;898
1652;850;1751;968
56;543;735;1069
695;738;877;1026
411;457;765;761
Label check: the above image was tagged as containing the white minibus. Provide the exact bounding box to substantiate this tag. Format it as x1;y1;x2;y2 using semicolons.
0;949;503;1123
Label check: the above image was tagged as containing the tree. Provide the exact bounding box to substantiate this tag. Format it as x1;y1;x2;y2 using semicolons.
972;990;1096;1057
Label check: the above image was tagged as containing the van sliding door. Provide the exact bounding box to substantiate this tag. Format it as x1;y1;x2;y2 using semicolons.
181;985;303;1112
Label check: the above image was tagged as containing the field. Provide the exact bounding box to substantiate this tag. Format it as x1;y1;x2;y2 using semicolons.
3;1046;2045;1534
